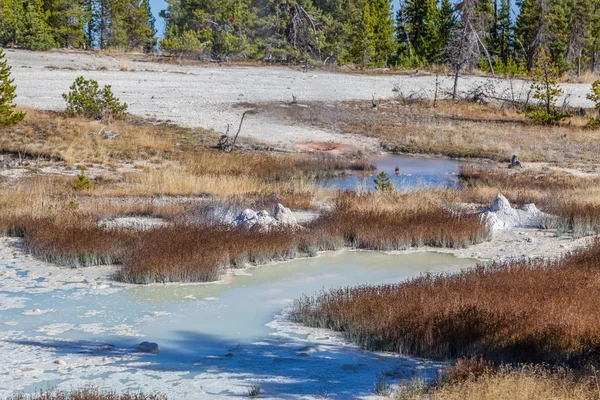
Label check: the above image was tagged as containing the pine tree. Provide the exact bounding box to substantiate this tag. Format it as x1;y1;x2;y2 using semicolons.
21;0;56;50
546;0;572;72
350;2;377;67
44;0;88;48
495;0;513;63
0;48;25;126
374;170;393;192
0;0;25;47
592;0;600;72
515;0;542;68
110;0;156;52
526;46;570;124
566;0;594;75
397;0;440;63
369;0;396;66
437;0;456;61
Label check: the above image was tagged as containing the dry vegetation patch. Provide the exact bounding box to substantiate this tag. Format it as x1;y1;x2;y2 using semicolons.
291;240;600;366
7;387;166;400
315;191;489;250
0;108;373;201
0;187;488;283
427;364;600;400
258;100;600;165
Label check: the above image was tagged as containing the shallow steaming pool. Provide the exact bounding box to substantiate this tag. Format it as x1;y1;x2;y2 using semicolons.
0;247;476;399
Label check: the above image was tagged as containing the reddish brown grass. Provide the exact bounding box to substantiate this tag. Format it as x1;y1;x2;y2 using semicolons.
7;387;166;400
116;225;338;284
291;240;600;366
314;192;490;250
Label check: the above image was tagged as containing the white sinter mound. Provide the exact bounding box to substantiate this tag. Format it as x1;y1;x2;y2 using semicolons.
481;194;546;232
234;203;299;230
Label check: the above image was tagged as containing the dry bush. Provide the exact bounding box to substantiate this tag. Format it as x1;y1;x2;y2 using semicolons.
7;215;132;267
1;209;341;282
441;356;496;385
314;191;490;250
291;240;600;366
8;387;166;400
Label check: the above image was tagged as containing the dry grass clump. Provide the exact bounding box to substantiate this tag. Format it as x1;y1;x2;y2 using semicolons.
0;109;182;166
429;364;600;400
262;100;600;165
291;240;600;365
116;225;339;284
2;208;341;282
5;215;132;267
8;387;166;400
315;191;490;250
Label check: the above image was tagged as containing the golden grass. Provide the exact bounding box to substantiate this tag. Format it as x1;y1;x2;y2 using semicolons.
93;165;265;197
0;109;371;199
429;366;600;400
2;109;179;166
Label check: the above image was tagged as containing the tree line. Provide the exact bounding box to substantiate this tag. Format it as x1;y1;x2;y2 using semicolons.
1;0;600;75
0;0;156;51
159;0;600;73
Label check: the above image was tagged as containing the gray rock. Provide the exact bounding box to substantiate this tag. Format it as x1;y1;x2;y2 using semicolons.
234;209;258;229
274;203;298;226
137;341;159;353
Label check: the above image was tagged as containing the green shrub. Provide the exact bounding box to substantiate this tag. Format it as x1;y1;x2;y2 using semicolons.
526;47;570;125
62;76;128;120
374;170;394;192
587;80;600;128
478;57;527;78
73;168;92;191
0;48;25;126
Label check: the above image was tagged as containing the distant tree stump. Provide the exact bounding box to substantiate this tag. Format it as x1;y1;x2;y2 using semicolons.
508;155;523;169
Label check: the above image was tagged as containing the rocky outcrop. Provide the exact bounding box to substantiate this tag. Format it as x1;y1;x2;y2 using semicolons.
234;203;300;230
481;194;545;232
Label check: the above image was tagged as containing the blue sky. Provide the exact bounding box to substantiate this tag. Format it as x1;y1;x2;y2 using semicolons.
149;0;403;37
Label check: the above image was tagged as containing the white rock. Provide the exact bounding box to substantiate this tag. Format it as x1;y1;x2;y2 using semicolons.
234;204;299;230
256;210;276;228
274;203;298;226
481;194;545;232
137;341;159;353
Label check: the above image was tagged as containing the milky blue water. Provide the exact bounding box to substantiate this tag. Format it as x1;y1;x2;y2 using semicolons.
0;251;476;399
